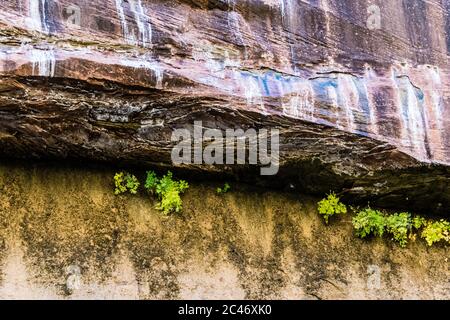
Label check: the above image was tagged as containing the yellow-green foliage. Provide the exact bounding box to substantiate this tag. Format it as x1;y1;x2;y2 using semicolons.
158;187;183;215
421;220;450;246
385;213;411;247
352;208;385;238
412;216;427;230
317;193;347;224
350;207;449;248
144;170;189;215
114;172;140;195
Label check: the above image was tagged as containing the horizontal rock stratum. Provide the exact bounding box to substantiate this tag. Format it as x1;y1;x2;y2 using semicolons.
0;0;449;213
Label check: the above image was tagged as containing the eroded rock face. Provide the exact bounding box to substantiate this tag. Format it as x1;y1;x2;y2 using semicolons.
0;163;448;300
0;1;449;213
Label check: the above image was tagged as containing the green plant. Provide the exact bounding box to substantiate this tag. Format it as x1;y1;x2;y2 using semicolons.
317;193;347;224
412;216;426;230
114;172;140;195
352;208;385;238
385;212;411;247
158;187;183;214
144;170;189;215
217;183;231;195
144;170;158;192
421;220;450;246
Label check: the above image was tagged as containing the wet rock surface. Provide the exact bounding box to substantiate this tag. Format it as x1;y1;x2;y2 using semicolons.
0;162;448;300
0;1;449;213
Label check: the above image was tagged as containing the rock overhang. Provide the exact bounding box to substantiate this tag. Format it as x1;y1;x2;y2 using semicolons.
0;0;449;214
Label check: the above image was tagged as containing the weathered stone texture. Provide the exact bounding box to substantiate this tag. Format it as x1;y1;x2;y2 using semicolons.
0;163;448;299
0;1;449;212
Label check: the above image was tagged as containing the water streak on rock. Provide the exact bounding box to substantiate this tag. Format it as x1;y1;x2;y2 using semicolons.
115;0;152;47
27;0;48;33
28;48;55;77
392;68;428;160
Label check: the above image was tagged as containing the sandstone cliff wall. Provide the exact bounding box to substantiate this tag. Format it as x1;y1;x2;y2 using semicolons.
0;162;448;299
0;1;449;212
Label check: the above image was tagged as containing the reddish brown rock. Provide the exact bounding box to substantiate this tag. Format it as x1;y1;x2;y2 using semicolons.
0;0;449;213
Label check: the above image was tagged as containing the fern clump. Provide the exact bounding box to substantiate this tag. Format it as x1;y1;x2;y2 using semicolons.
144;170;159;192
385;212;411;247
114;172;140;195
412;216;427;230
144;170;189;215
421;220;450;246
317;193;347;224
352;208;385;238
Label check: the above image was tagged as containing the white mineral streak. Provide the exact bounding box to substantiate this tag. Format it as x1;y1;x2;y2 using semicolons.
121;58;163;89
326;84;339;107
283;81;315;121
115;0;131;42
115;0;152;47
257;0;289;22
392;68;428;160
336;75;358;132
256;1;294;69
27;0;48;33
362;81;378;136
421;66;445;161
363;65;379;133
190;50;443;164
279;0;296;72
236;73;265;110
320;0;331;35
319;0;334;66
29;48;56;77
130;0;152;46
425;67;444;132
